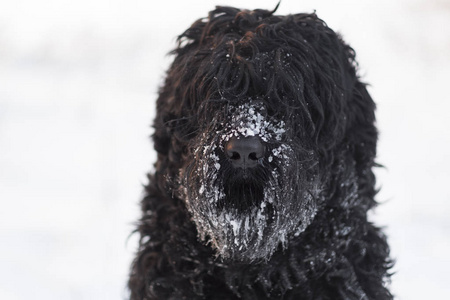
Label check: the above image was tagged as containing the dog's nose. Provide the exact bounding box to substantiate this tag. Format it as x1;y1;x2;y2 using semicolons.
225;136;264;168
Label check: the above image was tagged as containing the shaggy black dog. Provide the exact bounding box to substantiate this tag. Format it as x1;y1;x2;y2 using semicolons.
129;5;392;300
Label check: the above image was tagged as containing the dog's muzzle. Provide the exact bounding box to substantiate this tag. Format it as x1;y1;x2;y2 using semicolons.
225;136;264;169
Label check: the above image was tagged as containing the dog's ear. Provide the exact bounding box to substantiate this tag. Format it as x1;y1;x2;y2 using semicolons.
348;79;378;200
337;39;377;166
300;31;377;183
152;114;171;156
347;80;377;163
152;111;193;167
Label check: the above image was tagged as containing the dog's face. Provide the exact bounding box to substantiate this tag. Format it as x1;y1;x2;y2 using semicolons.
179;99;321;262
157;7;369;263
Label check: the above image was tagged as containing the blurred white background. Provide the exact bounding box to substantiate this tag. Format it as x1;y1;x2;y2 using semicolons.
1;0;449;299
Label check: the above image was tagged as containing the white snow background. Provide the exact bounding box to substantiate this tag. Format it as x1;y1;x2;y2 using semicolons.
1;0;449;299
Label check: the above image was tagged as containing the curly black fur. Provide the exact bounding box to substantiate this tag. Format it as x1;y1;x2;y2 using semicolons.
129;6;392;300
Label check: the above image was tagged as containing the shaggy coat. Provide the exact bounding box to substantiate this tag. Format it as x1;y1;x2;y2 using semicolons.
129;6;392;300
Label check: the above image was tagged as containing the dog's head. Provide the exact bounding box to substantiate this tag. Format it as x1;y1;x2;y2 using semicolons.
153;6;377;262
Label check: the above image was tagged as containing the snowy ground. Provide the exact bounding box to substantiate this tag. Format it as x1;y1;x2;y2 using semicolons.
1;0;449;299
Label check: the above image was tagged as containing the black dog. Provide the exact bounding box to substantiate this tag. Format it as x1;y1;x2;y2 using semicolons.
129;6;392;300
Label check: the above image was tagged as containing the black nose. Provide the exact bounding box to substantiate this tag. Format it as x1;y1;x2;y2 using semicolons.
225;136;264;169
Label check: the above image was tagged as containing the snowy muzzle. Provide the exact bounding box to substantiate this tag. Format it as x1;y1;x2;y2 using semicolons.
179;101;321;262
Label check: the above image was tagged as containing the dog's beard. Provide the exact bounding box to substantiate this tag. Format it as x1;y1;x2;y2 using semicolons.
179;103;321;262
